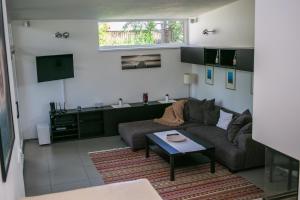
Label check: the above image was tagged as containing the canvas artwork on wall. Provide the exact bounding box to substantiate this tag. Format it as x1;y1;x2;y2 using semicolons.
121;54;161;70
0;1;15;182
251;72;253;95
225;69;236;90
205;66;214;85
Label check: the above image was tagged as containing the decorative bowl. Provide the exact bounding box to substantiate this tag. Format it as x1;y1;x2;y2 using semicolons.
166;134;186;142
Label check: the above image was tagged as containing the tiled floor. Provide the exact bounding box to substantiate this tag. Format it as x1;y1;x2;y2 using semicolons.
24;136;126;196
24;136;296;198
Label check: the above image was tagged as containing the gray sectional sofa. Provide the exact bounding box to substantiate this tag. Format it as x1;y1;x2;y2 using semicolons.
118;99;265;171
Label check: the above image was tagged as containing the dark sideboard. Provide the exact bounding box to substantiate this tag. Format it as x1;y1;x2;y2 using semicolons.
50;101;171;143
181;47;254;72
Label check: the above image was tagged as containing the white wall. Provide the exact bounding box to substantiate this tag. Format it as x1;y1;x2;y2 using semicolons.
12;20;191;139
189;0;254;113
191;67;253;113
254;1;300;197
253;0;300;161
0;0;25;199
189;0;254;48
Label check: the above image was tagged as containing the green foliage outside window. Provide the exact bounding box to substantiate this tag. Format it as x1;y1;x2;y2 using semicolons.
98;20;185;47
98;23;109;45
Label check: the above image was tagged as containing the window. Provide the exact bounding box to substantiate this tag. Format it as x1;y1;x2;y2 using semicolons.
98;20;187;49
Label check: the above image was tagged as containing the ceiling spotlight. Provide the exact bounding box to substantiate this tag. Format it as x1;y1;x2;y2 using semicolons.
202;29;216;35
63;32;70;39
55;32;63;38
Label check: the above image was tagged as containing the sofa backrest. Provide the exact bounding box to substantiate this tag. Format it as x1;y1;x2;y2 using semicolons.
215;105;240;118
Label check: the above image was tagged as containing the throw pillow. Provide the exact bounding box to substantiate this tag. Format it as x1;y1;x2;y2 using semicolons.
186;99;207;123
203;99;215;111
183;101;190;121
216;110;233;130
227;110;252;143
203;107;220;126
233;122;253;145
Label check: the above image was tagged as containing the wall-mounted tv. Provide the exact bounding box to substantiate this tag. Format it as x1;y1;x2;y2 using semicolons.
36;54;74;82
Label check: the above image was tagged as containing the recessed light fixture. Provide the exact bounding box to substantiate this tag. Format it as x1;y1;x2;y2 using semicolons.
62;32;70;39
55;32;63;38
55;32;70;39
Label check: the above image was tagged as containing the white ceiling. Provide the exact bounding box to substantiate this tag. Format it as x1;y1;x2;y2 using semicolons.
7;0;238;20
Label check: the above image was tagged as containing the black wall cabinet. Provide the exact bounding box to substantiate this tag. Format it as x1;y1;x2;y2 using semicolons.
236;49;254;72
180;47;254;72
204;48;219;65
181;47;204;65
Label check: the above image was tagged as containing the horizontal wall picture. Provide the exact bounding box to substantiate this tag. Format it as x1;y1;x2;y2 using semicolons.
121;54;161;70
225;69;236;90
205;66;214;85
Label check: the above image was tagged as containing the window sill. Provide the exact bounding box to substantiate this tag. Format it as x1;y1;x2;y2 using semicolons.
97;45;182;52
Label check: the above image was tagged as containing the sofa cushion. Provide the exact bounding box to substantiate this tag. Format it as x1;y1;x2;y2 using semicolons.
186;125;245;171
185;99;206;122
227;110;252;143
216;110;233;130
119;120;177;150
204;99;215;110
119;117;201;150
186;99;215;123
183;101;190;122
233;122;252;145
203;107;220;126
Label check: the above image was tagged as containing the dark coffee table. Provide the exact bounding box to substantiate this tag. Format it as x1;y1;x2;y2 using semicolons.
145;130;215;181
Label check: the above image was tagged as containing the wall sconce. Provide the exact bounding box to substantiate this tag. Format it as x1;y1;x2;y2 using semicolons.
202;29;216;35
55;32;70;39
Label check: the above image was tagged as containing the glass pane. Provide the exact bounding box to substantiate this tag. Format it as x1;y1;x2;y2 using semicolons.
264;148;299;199
165;20;185;44
98;20;185;47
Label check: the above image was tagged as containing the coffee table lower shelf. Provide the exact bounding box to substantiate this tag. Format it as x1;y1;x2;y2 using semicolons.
145;130;216;181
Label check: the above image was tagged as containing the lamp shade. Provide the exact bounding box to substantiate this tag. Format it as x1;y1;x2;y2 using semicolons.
184;73;192;84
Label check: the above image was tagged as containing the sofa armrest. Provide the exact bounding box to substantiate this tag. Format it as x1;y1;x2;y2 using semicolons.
237;134;265;168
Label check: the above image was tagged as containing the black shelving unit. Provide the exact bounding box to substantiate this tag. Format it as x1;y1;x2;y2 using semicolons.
50;113;79;142
78;111;104;138
180;47;254;72
180;47;204;65
50;101;171;143
236;49;254;71
220;49;236;66
204;48;219;65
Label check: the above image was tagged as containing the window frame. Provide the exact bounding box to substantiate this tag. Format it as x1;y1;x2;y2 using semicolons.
97;19;189;51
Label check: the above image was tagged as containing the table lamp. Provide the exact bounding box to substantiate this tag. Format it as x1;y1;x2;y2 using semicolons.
184;73;192;98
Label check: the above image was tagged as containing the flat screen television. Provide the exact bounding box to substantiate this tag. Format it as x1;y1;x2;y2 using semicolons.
36;54;74;82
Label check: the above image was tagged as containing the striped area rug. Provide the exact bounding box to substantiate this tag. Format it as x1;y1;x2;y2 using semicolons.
90;147;263;200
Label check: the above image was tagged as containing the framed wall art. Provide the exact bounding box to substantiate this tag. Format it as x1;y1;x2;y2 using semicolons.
121;54;161;70
225;69;236;90
205;66;214;85
250;72;253;95
0;1;15;182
